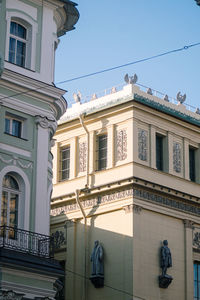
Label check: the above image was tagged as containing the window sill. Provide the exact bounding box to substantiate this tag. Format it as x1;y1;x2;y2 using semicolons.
4;132;28;141
5;60;35;73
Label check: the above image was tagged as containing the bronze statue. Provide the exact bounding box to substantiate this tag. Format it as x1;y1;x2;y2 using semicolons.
91;240;104;276
90;240;104;288
159;240;173;288
160;240;172;276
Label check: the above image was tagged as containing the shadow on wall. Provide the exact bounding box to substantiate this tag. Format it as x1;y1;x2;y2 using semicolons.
64;211;133;300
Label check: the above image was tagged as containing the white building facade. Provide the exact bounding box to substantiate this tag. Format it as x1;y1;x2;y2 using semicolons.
0;0;79;298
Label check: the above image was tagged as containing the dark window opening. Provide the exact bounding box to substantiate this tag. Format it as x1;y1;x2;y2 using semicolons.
97;134;107;171
189;147;196;182
156;134;163;171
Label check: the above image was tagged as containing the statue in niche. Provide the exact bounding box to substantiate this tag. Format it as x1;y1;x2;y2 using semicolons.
90;240;104;288
159;240;173;288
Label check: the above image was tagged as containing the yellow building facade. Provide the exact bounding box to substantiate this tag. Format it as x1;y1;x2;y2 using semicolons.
51;82;200;300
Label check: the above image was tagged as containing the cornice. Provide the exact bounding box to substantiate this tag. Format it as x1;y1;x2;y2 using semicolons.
133;177;200;204
134;93;200;128
0;69;67;119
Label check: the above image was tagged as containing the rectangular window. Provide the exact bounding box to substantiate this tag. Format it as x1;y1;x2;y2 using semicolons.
5;116;22;138
194;262;200;300
189;147;196;182
60;146;70;180
156;134;163;171
97;134;107;171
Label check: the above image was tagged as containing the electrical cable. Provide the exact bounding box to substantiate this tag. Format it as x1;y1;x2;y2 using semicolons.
55;42;200;85
0;42;199;102
65;267;133;297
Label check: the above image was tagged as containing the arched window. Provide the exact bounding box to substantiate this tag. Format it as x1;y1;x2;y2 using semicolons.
1;174;19;229
9;21;27;67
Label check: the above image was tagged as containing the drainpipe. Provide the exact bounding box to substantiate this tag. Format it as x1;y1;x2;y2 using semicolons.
79;114;90;189
74;114;90;300
75;189;87;300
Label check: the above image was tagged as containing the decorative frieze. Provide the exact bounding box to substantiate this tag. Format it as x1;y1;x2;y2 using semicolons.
138;129;148;161
51;230;66;249
116;129;127;161
51;188;134;216
51;186;200;218
173;142;182;173
193;229;200;249
0;154;32;170
134;188;200;217
79;142;87;172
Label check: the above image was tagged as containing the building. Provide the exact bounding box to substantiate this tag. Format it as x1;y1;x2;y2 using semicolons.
51;78;200;300
0;0;79;298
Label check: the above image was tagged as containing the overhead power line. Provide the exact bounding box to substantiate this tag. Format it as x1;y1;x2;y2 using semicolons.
0;42;199;102
56;42;200;85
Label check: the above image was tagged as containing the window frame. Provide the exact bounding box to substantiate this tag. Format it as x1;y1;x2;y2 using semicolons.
1;174;20;228
9;21;27;68
60;146;70;181
5;12;38;71
96;134;107;171
4;113;26;139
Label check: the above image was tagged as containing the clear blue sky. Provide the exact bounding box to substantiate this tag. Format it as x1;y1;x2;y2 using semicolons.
55;0;200;109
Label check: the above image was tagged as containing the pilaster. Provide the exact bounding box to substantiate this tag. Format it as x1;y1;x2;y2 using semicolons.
35;116;55;235
183;219;194;300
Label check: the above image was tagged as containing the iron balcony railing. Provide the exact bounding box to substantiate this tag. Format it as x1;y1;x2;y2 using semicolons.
0;225;54;258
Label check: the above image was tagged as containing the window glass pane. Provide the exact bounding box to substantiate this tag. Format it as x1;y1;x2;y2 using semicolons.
10;22;17;35
5;118;10;134
194;263;198;279
1;191;8;225
9;37;16;63
62;148;70;160
16;41;26;67
156;135;163;171
98;135;107;170
17;23;26;39
62;170;70;180
62;159;70;171
9;193;18;227
61;147;70;180
189;147;195;182
12;119;22;137
10;22;26;39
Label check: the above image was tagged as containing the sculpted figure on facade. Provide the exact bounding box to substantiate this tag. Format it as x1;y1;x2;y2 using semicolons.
160;240;172;276
91;240;104;276
90;240;104;288
159;240;173;288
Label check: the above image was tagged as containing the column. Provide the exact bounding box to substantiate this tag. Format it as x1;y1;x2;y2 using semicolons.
35;116;56;235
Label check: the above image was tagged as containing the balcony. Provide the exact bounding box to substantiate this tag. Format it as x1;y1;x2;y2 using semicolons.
0;225;54;258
